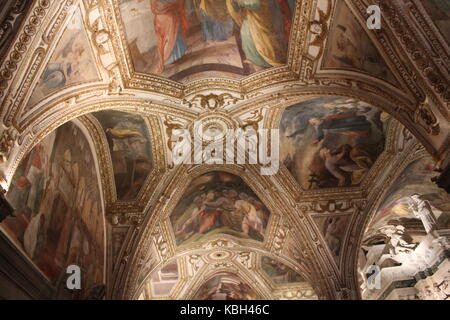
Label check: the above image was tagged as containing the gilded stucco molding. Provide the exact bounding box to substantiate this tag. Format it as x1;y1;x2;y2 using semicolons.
406;0;450;68
347;132;426;299
1;0;80;126
351;0;449;113
133;247;317;300
0;0;448;301
0;0;32;61
1;89;426;301
120;164;330;299
1;0;447;175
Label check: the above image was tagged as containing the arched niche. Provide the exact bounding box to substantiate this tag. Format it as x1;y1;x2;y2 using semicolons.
357;154;450;300
0;120;106;299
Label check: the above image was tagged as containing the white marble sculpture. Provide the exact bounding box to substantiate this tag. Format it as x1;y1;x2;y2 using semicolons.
380;225;416;257
408;194;438;234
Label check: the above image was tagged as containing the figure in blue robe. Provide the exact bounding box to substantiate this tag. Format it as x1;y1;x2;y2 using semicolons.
197;0;234;42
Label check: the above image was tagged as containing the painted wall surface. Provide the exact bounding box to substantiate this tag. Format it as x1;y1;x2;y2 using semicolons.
2;122;105;297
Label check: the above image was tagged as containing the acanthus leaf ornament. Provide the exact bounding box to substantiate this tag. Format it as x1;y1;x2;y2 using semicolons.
183;93;244;110
308;0;332;60
163;116;187;168
236;251;252;269
239;109;263;132
414;102;441;136
0;126;17;164
150;225;170;261
187;254;203;275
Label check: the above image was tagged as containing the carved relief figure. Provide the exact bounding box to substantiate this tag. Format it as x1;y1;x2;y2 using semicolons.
408;194;438;234
367;156;450;234
380;225;416;257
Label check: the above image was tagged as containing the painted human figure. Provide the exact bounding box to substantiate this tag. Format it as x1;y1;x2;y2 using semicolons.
150;0;189;72
277;0;295;38
176;191;223;237
319;145;361;186
175;194;204;237
54;149;80;268
408;194;438;234
196;0;234;42
12;143;64;265
227;0;288;68
204;189;238;228
234;198;264;236
248;197;270;226
197;191;223;233
324;217;343;257
42;34;91;89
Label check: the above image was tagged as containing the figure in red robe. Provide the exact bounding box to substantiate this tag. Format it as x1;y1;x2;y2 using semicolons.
150;0;189;73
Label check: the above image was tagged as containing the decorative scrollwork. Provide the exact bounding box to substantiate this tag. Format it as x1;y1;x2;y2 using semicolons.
0;127;17;164
183;93;244;110
239;109;264;131
414;102;441;136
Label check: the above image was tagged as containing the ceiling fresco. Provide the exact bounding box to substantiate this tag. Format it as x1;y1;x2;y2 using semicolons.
28;8;100;108
170;171;271;246
0;0;449;302
1;122;104;297
280;96;387;190
366;155;450;235
322;1;398;86
312;215;351;262
92;110;153;200
192;273;259;300
118;0;296;81
419;0;450;45
136;252;318;300
261;256;305;285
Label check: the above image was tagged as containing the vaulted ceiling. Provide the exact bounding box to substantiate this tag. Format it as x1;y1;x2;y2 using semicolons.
0;0;448;300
